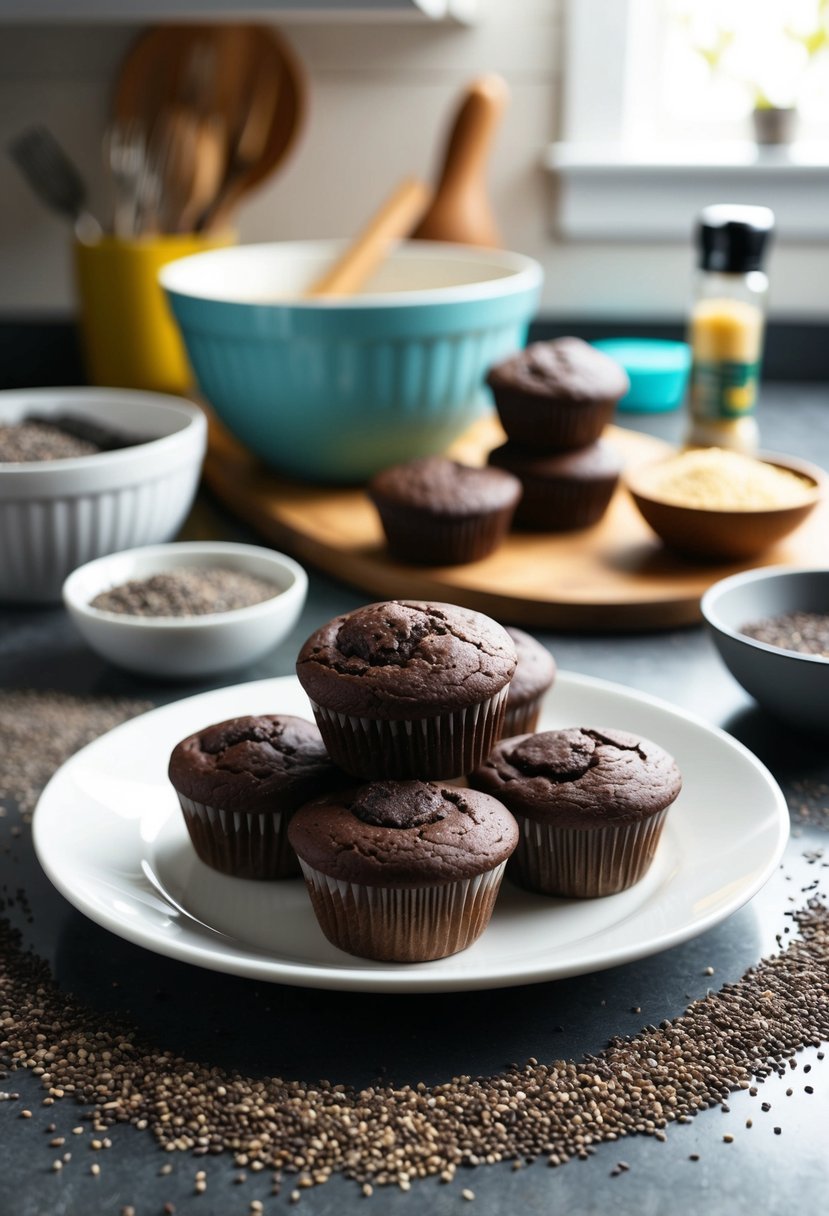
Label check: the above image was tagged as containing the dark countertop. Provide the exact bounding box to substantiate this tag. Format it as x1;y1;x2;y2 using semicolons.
1;384;828;1216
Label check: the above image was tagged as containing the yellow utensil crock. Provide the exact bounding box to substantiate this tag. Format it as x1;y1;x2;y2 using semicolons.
74;232;235;396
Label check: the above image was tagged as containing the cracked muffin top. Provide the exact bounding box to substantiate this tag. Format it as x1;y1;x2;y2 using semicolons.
296;600;517;719
469;727;682;827
486;336;629;403
168;714;346;813
288;780;518;886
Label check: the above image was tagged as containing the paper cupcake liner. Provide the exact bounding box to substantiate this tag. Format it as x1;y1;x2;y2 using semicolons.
492;390;618;452
310;684;509;780
374;502;517;566
177;793;300;880
299;859;507;962
512;472;618;532
501;696;545;738
509;808;669;898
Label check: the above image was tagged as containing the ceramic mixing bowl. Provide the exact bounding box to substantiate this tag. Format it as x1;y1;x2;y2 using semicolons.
160;239;542;483
0;388;206;603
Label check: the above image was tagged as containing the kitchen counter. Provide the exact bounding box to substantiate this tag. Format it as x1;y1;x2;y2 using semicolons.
1;384;828;1216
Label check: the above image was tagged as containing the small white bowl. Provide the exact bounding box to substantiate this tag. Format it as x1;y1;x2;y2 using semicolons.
62;541;308;679
0;387;207;603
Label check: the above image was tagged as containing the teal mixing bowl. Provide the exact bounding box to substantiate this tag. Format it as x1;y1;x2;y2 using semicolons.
160;240;542;483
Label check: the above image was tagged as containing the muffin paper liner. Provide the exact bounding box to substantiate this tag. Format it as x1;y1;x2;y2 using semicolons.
492;390;617;451
374;501;517;566
501;695;545;738
177;794;300;880
510;808;669;898
310;684;510;780
511;471;618;532
299;860;507;962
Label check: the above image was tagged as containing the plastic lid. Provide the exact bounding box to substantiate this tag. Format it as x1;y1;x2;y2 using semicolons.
591;339;691;413
591;338;690;373
697;204;775;273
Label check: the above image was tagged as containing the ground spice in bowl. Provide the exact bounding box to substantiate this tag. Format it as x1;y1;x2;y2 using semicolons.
89;568;280;618
742;611;829;659
0;415;148;463
0;421;100;463
636;448;816;511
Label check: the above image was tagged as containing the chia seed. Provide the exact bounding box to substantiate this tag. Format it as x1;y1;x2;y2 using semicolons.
1;899;828;1194
742;611;829;659
0;420;99;462
89;568;279;618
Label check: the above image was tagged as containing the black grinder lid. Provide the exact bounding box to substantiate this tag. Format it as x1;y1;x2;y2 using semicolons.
697;204;775;273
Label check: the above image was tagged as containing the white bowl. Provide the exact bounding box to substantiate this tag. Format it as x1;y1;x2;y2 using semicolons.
62;541;308;679
0;388;206;602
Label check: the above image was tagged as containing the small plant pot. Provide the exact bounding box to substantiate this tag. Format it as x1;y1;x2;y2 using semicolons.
752;107;798;147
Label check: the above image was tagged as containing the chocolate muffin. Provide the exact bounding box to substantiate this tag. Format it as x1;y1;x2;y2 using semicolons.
469;727;682;898
486;336;629;451
503;627;557;736
488;439;622;531
289;780;518;962
296;600;517;780
368;456;522;566
168;714;347;880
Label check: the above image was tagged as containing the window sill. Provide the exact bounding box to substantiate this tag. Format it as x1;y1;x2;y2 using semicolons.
545;142;829;241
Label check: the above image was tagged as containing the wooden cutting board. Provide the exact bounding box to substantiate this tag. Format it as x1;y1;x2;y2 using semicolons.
203;411;826;631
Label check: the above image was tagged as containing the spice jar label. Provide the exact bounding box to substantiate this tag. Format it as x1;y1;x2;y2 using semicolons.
690;359;761;420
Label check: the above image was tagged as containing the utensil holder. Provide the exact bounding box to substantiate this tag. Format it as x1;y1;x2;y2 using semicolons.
74;232;235;395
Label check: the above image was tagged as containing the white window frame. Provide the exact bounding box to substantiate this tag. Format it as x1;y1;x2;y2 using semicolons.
547;0;829;241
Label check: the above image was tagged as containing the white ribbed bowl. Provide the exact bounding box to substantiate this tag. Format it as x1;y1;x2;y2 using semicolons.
62;541;308;679
0;388;206;603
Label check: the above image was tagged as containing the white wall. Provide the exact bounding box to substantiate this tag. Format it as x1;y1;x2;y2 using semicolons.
0;1;827;321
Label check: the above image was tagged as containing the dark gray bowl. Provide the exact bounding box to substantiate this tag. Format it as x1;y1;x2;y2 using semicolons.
701;566;829;733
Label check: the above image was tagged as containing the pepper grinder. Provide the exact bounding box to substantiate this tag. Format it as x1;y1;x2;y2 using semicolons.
412;74;509;248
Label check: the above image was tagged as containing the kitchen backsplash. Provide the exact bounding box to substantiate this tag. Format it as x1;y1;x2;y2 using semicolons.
1;0;827;321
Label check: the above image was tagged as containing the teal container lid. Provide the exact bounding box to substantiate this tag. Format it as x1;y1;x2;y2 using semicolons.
592;338;691;413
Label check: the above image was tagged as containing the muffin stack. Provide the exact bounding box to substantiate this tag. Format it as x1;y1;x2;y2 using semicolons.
486;336;630;531
290;600;519;961
168;598;681;966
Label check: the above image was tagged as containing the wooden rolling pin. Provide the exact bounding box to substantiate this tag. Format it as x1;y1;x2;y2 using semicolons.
412;74;509;248
305;176;432;298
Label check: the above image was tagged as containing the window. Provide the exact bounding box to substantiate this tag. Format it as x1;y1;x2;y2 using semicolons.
548;0;829;240
630;0;829;147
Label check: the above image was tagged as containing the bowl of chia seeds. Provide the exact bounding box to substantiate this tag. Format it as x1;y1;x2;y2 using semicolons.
62;541;308;678
701;566;829;733
0;387;206;602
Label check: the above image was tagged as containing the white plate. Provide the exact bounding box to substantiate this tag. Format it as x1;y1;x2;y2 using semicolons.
33;673;789;993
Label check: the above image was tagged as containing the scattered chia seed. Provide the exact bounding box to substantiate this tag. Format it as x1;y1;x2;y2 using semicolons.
89;568;280;618
742;611;829;659
0;691;151;819
1;898;828;1194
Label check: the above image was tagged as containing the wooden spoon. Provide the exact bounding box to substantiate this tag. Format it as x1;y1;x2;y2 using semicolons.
304;177;432;298
411;74;509;248
113;24;305;234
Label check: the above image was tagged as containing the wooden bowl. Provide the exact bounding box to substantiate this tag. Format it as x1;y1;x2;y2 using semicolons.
625;451;825;561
